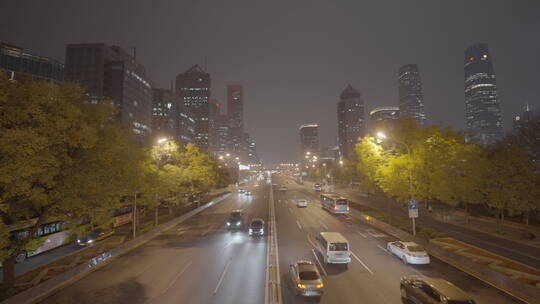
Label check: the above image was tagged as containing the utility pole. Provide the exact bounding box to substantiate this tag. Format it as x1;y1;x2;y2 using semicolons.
133;191;137;239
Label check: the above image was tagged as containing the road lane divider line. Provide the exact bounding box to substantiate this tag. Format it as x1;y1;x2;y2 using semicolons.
351;251;374;275
296;220;303;230
357;231;367;238
311;249;327;276
213;258;232;295
222;241;233;250
377;245;391;254
319;221;328;231
163;260;193;295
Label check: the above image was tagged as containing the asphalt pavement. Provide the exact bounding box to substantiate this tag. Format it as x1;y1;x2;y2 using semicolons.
273;174;524;304
40;178;269;304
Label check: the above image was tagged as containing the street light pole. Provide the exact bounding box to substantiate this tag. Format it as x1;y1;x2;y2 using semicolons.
377;132;416;236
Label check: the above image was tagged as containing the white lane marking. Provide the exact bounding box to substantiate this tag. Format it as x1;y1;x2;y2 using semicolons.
135;260;157;277
311;249;327;276
296;220;303;230
163;260;193;295
288;207;292;214
357;231;367;238
377;244;391;254
351;251;374;275
177;230;186;236
367;230;387;238
319;221;328;230
201;226;212;236
213;258;232;295
222;241;233;250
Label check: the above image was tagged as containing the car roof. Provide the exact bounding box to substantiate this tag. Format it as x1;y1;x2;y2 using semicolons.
251;218;264;223
402;242;420;247
406;276;473;300
298;263;318;273
320;232;348;243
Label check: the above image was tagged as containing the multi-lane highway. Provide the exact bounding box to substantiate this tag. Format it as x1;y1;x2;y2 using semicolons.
41;178;269;304
272;174;523;304
39;173;523;303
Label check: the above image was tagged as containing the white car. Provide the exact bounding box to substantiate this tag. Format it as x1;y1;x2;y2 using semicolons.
296;199;308;208
387;241;430;265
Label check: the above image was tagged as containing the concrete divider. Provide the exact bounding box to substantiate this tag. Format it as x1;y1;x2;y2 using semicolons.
2;193;231;304
358;213;540;304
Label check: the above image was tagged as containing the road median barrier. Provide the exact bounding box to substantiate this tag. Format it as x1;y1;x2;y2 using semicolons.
1;193;230;304
358;212;540;304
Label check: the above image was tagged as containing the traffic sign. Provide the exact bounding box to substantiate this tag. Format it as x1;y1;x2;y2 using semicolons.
408;199;418;210
408;208;418;218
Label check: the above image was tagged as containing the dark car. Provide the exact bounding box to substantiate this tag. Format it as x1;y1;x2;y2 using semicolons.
249;218;265;236
77;228;114;246
400;275;476;304
226;210;244;229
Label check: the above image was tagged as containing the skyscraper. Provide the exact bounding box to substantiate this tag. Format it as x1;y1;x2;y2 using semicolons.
1;42;64;83
398;64;426;125
464;43;503;146
227;85;244;155
299;124;319;157
175;65;211;150
65;43;153;140
216;114;230;155
209;99;222;153
152;88;178;140
337;85;365;160
369;106;400;134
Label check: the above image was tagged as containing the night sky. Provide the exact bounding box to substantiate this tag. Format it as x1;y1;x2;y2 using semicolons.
1;0;539;166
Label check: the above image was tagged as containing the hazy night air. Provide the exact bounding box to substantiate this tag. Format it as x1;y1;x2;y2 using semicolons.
2;0;539;165
2;2;540;304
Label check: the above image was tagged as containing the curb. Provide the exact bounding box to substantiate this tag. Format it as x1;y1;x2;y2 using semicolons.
1;193;231;304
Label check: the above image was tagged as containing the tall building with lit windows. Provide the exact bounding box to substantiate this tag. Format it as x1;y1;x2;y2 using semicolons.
227;85;244;155
175;65;211;150
299;124;319;157
65;43;153;141
152;88;178;140
464;43;503;146
337;85;365;160
1;42;64;83
398;64;426;125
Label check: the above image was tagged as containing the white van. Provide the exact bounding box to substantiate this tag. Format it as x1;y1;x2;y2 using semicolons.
315;232;351;264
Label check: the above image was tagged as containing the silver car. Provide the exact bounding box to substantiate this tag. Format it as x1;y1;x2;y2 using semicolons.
289;260;324;297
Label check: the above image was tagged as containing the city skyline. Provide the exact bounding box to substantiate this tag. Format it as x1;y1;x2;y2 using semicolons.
1;1;539;165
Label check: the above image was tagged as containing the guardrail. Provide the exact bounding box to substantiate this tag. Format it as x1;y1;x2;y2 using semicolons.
2;193;231;304
265;183;282;304
358;213;540;304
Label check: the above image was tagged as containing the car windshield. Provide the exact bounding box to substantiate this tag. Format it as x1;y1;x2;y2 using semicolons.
329;242;348;251
299;270;319;280
251;221;263;228
407;245;424;252
336;199;347;205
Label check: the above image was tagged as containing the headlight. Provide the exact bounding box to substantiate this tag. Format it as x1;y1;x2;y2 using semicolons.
297;283;306;289
88;239;94;243
236;222;241;226
261;228;264;234
226;222;231;226
249;229;253;234
316;283;324;288
77;239;81;243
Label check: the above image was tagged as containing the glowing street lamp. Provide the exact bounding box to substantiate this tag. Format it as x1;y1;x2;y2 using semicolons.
376;131;387;140
157;137;168;144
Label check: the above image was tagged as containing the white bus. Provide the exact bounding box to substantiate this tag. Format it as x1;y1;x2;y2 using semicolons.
315;232;351;264
320;193;349;214
8;219;72;263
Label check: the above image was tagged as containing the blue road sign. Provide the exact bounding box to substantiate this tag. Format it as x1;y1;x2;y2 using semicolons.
408;200;418;210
